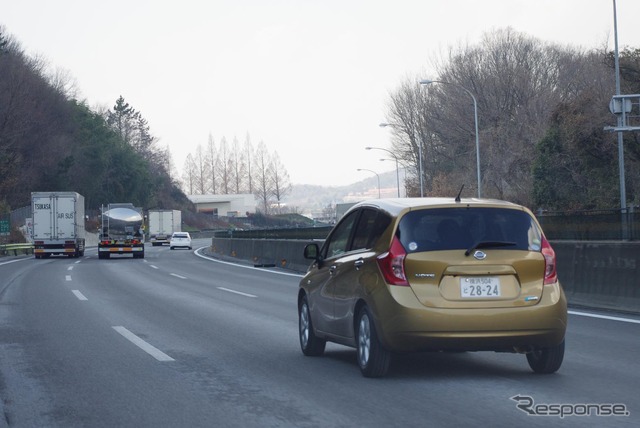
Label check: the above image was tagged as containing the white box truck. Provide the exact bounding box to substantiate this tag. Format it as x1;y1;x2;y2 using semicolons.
31;192;86;258
148;210;181;246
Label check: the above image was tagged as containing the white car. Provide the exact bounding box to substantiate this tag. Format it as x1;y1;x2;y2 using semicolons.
169;232;192;250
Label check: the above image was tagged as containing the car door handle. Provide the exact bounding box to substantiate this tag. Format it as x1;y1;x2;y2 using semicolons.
354;259;364;270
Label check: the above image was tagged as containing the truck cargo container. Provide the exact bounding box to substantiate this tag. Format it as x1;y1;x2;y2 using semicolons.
148;209;181;246
31;192;86;258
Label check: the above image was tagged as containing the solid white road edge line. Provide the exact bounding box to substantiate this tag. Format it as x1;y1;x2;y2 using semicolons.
568;310;640;324
194;247;303;278
0;258;30;266
217;287;257;298
71;290;88;301
112;326;175;362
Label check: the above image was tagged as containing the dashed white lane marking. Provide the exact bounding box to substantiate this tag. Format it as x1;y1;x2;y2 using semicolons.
65;275;72;281
112;326;175;362
67;266;74;271
72;290;88;301
218;287;257;298
75;260;82;264
170;273;187;279
149;265;159;269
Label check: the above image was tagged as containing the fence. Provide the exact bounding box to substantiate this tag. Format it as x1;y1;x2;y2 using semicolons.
536;208;638;241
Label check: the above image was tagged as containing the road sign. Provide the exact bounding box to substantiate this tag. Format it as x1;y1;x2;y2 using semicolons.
0;220;9;236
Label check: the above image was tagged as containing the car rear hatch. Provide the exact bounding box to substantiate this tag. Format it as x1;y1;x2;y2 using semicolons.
397;206;546;309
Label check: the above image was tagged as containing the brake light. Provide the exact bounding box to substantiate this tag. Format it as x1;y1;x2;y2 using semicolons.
377;236;409;286
541;235;557;285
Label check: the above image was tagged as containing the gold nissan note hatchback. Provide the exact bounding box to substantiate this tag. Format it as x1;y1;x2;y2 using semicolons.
298;198;567;377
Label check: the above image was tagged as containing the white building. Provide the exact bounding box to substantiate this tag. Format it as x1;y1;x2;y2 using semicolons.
187;194;256;218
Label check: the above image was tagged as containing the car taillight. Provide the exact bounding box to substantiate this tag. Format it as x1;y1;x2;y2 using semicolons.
377;236;408;286
541;235;557;285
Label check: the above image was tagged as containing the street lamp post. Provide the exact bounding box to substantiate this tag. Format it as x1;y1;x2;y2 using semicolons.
379;123;424;197
357;168;381;198
365;146;400;197
613;0;627;215
419;79;481;198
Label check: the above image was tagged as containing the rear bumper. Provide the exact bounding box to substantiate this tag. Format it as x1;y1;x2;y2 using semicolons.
371;282;567;352
34;240;84;255
98;245;144;254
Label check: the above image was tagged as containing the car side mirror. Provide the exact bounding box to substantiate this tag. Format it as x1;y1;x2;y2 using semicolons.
303;243;322;263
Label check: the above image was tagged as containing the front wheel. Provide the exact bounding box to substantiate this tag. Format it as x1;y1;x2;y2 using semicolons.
299;295;326;356
527;340;565;374
356;306;391;378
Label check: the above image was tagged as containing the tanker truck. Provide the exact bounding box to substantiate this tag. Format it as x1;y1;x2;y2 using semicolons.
98;203;145;259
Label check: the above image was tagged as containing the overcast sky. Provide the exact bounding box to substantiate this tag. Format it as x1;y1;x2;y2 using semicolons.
3;0;640;187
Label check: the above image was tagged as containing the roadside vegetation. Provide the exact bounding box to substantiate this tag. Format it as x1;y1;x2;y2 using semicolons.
384;28;639;210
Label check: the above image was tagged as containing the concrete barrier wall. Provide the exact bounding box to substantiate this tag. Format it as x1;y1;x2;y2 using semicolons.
210;238;640;314
553;241;640;313
210;238;316;273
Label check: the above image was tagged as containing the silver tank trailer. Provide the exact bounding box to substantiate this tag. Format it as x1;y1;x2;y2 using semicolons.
102;207;144;240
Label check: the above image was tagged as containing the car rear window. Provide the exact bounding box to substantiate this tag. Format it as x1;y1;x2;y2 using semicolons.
173;233;189;238
397;207;542;253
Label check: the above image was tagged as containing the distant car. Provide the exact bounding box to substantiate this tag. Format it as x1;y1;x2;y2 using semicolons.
298;197;567;377
169;232;192;250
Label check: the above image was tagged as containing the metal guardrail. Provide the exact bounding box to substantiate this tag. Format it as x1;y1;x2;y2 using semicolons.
0;243;34;256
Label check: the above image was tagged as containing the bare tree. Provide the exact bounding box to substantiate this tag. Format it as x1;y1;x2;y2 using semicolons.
206;133;218;194
271;153;291;213
217;137;232;194
181;154;197;195
244;133;254;194
385;28;602;204
230;136;246;193
193;144;208;194
253;141;273;214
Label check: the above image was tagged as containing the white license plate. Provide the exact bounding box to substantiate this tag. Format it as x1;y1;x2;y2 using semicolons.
460;277;501;298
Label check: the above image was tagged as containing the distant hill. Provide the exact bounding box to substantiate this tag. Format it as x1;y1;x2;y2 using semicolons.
283;169;404;214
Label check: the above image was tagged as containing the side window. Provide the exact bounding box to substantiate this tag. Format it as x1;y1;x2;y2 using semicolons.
323;210;359;259
351;209;391;251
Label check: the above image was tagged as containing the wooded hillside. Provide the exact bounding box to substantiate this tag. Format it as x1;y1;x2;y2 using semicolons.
0;28;191;212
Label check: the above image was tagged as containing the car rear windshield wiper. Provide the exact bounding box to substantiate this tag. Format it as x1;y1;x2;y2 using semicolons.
465;241;517;256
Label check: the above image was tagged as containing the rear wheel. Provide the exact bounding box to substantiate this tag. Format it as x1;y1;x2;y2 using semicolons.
299;295;326;356
527;340;565;374
356;306;391;378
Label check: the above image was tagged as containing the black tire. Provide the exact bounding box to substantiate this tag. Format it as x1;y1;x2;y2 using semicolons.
356;306;391;378
299;295;326;356
527;340;565;374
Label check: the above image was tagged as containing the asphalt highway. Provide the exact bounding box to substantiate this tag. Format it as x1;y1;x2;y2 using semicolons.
0;239;638;427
